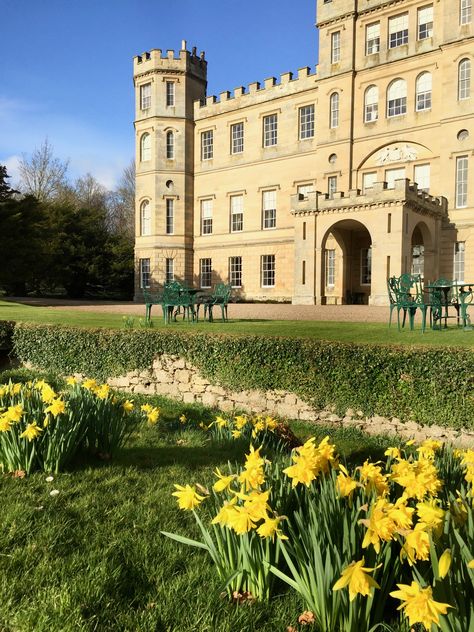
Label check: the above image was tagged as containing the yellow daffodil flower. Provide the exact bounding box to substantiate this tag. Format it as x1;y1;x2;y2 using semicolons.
179;414;186;424
6;404;23;423
147;407;160;425
122;400;134;414
384;447;401;459
231;430;242;439
82;378;98;391
333;558;380;601
438;549;452;579
213;467;236;493
401;524;431;565
211;498;238;527
66;376;77;386
20;422;43;442
95;384;110;400
390;581;451;629
0;416;12;432
256;516;288;541
172;484;206;511
45;398;66;418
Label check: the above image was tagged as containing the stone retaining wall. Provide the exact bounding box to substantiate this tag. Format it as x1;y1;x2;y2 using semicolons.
102;354;474;446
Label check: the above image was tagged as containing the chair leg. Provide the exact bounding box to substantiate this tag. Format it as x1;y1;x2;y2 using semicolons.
146;304;151;322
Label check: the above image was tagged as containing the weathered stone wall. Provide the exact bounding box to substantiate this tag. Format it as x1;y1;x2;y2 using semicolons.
104;354;474;447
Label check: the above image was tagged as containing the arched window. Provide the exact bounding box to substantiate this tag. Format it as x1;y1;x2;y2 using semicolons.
330;92;339;128
364;85;379;122
140;133;151;162
140;200;151;236
415;72;432;111
459;59;471;100
387;79;407;117
166;131;175;159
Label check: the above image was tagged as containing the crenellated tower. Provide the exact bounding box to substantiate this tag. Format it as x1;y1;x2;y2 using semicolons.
133;41;207;297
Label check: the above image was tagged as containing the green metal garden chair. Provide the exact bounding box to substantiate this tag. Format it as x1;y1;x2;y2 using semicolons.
143;289;162;322
203;283;232;322
388;274;429;332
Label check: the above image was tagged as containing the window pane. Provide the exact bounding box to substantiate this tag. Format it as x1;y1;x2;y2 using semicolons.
414;164;430;191
385;167;405;188
199;258;212;288
231;122;244;153
360;247;372;284
331;31;341;63
364;85;378;122
387;79;407;116
299;105;315;139
166;131;174;159
325;249;335;287
328;176;337;196
201;130;214;160
262;190;276;229
166;82;175;107
263;114;278;147
140;200;151;236
418;6;433;39
201;199;213;234
362;172;377;192
366;22;380;54
456;156;468;207
261;255;275;287
229;256;242;287
330;93;339;128
459;59;471;100
416;72;432;111
454;242;465;282
389;13;409;48
140;83;151;110
139;258;151;288
461;0;472;24
165;258;174;283
166;198;174;234
141;133;151;161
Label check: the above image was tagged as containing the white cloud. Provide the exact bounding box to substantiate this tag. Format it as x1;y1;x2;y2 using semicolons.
2;155;21;187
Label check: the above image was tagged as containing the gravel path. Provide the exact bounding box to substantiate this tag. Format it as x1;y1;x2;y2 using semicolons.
8;297;390;323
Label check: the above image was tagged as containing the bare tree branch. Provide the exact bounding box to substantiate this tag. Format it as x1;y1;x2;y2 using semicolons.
18;139;69;202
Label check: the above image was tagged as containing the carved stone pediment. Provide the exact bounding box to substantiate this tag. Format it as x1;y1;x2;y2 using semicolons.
375;143;418;165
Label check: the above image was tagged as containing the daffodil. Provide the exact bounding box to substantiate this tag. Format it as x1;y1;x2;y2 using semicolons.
390;581;451;629
179;414;186;424
336;464;357;499
213;467;236;492
214;416;227;429
20;422;43;442
211;497;238;527
95;384;110;400
438;549;452;579
358;460;389;496
333;558;380;601
172;484;206;511
234;415;248;430
231;430;242;439
141;403;152;414
122;400;134;414
401;524;431;565
0;415;12;432
226;505;256;534
45;398;66;418
66;376;77;386
256;516;288;540
384;447;401;459
82;378;98;391
6;404;23;422
147;407;160;425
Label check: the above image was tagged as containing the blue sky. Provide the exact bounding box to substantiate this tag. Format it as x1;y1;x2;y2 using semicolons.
1;0;319;189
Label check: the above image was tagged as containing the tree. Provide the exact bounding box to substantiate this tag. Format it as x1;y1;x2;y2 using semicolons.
109;159;135;239
73;173;109;210
18;139;69;202
0;165;18;201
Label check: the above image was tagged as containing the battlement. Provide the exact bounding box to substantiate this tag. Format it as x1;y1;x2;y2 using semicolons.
133;41;207;81
194;66;316;119
291;179;448;216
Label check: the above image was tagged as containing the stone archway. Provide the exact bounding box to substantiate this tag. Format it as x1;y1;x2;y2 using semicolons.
320;219;373;304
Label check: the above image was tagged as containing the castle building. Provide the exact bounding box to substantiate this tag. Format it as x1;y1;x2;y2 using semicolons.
133;0;473;305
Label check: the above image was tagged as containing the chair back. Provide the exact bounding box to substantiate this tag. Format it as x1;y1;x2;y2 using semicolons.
387;277;399;305
432;278;458;304
212;283;232;304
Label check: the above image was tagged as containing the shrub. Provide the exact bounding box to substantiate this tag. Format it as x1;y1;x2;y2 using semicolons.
9;322;474;430
0;320;14;351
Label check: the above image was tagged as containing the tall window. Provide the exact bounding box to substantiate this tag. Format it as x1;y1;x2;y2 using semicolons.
418;6;433;39
385;167;405;189
416;72;432;111
261;255;275;287
231;122;244;154
263;114;278;147
364;85;379;122
262;190;277;229
230;195;243;232
140;133;151;162
325;249;335;287
461;0;472;24
328;176;338;196
362;172;377;192
201;199;213;234
199;258;212;288
166;81;175;106
411;245;424;277
165;258;174;283
201;130;214;160
331;31;341;63
454;242;465;282
166;198;174;234
387;79;407;117
456;156;468;208
366;23;380;55
229;256;242;288
140;200;151;236
299;105;315;139
330;92;339;128
360;247;372;285
297;184;314;198
459;59;471;100
414;164;431;191
139;258;150;289
166;131;174;159
140;83;151;110
389;13;409;48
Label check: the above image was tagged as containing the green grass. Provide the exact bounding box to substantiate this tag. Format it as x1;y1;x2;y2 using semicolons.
1;299;473;347
0;380;400;632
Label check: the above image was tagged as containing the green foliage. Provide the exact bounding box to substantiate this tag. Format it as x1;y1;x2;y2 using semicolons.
0;320;14;350
10;322;474;429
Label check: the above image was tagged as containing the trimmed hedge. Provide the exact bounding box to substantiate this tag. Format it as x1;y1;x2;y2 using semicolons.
9;322;474;430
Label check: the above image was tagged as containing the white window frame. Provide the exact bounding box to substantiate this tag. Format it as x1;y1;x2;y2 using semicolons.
261;255;275;288
456;156;468;208
165;258;174;283
325;249;335;287
166;81;175;107
199;258;212;288
229;256;242;288
166;131;175;159
389;13;409;48
362;172;377;193
414;164;430;192
461;0;472;24
231;122;244;154
328;176;338;197
417;6;433;40
262;190;277;229
297;184;314;199
139;258;151;289
360;247;372;285
263;114;278;147
366;23;380;55
166;198;174;235
387;79;407;117
201;130;214;160
200;199;213;234
459;59;471;100
330;92;339;128
415;72;432;111
299;105;315;139
140;200;151;236
230;195;244;233
385;167;406;189
331;31;341;63
454;242;465;282
140;83;151;110
364;85;379;122
140;133;151;162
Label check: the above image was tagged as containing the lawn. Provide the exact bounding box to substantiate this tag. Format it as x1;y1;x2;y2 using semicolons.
0;379;395;632
1;299;473;347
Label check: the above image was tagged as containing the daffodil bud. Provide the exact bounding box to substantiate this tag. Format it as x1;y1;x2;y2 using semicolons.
438;549;452;579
